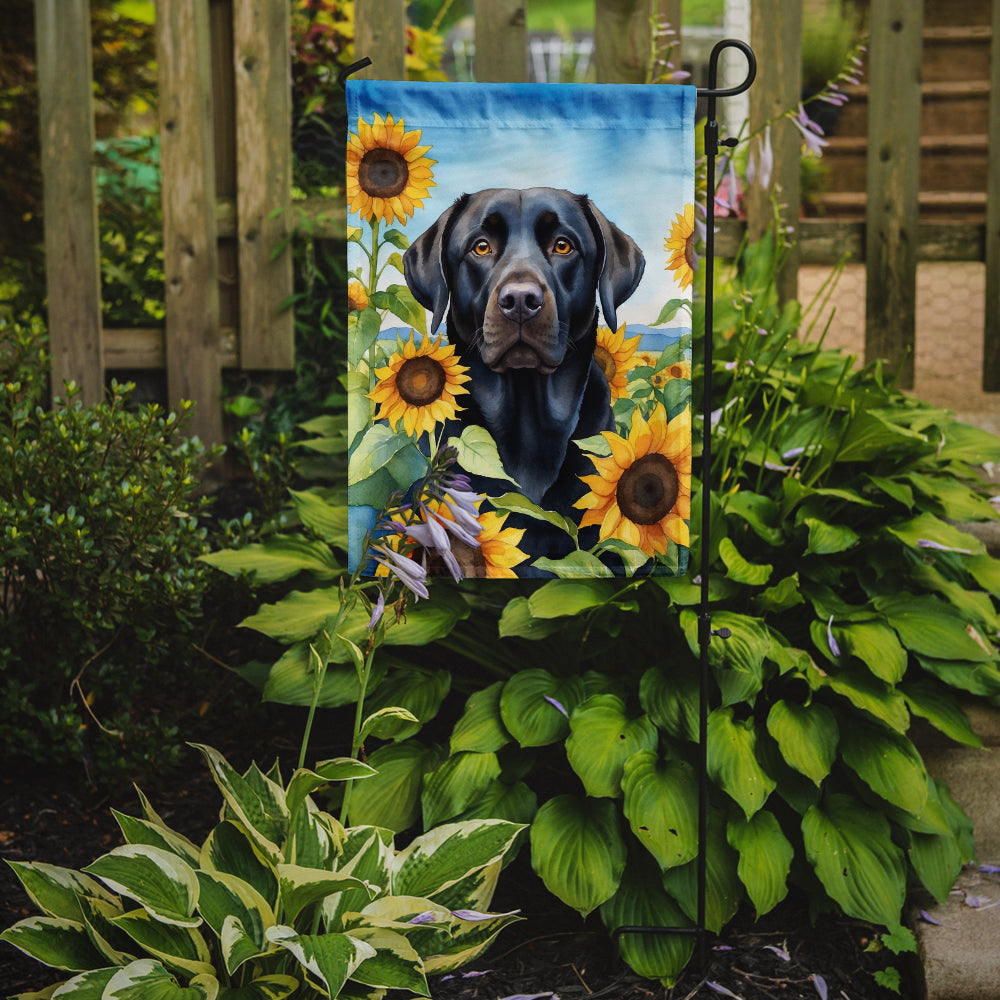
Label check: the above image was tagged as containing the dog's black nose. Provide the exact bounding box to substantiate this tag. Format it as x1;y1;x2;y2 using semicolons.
497;281;544;324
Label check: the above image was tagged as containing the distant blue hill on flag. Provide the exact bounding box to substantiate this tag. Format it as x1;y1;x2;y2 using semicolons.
375;324;689;352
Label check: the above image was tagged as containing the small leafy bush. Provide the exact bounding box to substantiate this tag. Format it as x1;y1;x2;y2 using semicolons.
0;317;219;782
1;743;524;998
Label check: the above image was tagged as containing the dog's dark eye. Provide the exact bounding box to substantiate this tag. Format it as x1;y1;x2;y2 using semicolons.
471;239;492;257
552;237;574;256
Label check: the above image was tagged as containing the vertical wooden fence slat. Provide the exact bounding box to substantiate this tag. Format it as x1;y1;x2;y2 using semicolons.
157;0;223;445
355;0;407;80
474;0;527;82
34;0;103;405
747;0;801;305
233;0;294;369
594;0;654;84
983;0;1000;390
864;0;923;389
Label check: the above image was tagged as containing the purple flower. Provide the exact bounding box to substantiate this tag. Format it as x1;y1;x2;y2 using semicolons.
407;911;438;925
917;538;973;554
544;695;569;717
791;104;829;156
706;983;742;999
452;908;520;921
747;125;774;191
812;974;828;1000
764;944;790;961
367;590;385;631
372;544;429;600
827;616;841;658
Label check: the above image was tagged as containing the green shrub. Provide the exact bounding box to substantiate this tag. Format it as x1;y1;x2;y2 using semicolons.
0;317;220;783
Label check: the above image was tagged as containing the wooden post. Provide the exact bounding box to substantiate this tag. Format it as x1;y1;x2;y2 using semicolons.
594;0;651;84
34;0;104;405
233;0;294;369
747;0;801;305
864;0;923;389
474;0;527;83
157;0;223;444
983;0;1000;391
354;0;407;80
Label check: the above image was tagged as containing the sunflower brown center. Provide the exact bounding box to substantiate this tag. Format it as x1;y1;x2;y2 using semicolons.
669;363;685;378
594;345;617;382
396;356;446;406
359;148;409;198
684;231;696;271
617;453;680;525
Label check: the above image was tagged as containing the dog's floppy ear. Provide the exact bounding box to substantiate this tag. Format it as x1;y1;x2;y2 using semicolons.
403;195;467;334
584;200;645;331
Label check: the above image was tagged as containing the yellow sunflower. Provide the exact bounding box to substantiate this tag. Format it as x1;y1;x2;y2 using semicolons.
575;405;691;555
348;279;370;312
368;332;470;438
664;204;696;290
594;323;642;400
347;112;436;225
651;360;691;389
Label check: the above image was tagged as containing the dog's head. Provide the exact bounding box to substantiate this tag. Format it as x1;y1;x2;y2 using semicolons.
403;188;645;375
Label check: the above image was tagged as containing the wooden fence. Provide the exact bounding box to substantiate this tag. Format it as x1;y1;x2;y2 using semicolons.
33;0;1000;447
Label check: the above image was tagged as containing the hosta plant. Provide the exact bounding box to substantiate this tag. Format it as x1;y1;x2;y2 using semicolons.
1;744;523;999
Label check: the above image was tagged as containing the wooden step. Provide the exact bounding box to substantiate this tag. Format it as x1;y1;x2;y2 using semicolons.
922;25;993;83
822;134;989;193
813;190;987;222
832;80;991;138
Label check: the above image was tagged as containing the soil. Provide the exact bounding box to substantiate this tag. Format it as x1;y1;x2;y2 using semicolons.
0;740;914;1000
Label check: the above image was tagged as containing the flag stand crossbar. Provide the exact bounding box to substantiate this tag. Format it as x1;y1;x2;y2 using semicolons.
339;38;758;974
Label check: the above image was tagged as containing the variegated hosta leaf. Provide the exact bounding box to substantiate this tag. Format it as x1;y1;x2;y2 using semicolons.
4;861;118;922
391;820;524;901
499;670;585;747
276;864;375;925
0;916;107;971
565;695;658;799
421;751;502;828
323;829;393;931
288;802;343;870
421;907;522;975
111;810;202;868
265;926;375;997
599;854;694;987
46;966;118;997
424;859;501;915
802;793;906;926
621;751;699;871
345;926;429;995
200;822;278;910
706;707;776;819
661;811;742;934
110;908;214;978
191;745;287;863
285;760;376;823
214;974;299;999
727;810;793;918
195;871;274;973
765;700;838;786
529;795;626;917
102;959;218;999
83;845;200;928
77;894;136;966
450;681;511;754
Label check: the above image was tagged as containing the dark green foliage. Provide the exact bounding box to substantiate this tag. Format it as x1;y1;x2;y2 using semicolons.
0;317;220;783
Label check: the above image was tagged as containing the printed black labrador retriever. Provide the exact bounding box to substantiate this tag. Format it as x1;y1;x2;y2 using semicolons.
403;187;645;528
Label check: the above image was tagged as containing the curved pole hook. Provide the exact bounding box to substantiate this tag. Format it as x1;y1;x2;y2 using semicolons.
697;38;756;99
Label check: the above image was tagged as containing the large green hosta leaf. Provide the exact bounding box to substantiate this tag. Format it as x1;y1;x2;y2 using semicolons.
499;670;585;747
765;700;838;786
600;853;694;987
680;610;771;706
900;680;982;748
831;621;907;684
727;810;793;918
874;594;996;663
707;708;776;818
346;740;442;832
838;718;929;817
199;536;340;584
566;695;658;798
362;667;451;741
802;793;906;926
421;751;502;828
621;752;699;871
530;795;626;917
639;665;699;742
450;681;511;754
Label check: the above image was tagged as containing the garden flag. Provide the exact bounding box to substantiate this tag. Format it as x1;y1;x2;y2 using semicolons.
347;79;696;580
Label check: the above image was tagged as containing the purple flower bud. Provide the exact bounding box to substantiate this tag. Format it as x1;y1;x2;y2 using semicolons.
812;974;828;1000
367;590;385;631
372;544;429;600
407;911;438;925
827;615;841;658
917;539;972;554
544;695;569;717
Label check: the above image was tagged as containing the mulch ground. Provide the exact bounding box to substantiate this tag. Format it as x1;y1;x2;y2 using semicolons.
1;738;913;1000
